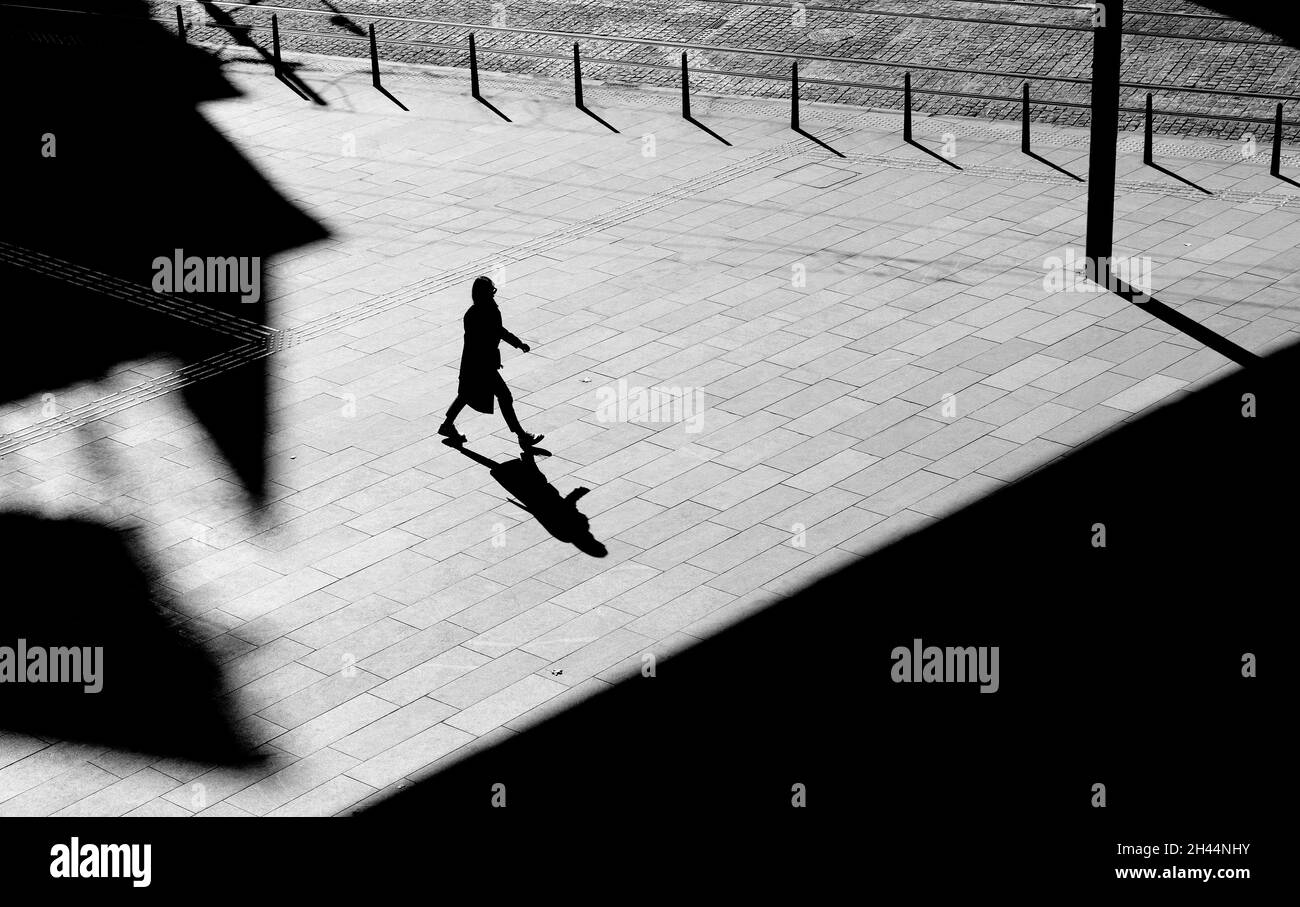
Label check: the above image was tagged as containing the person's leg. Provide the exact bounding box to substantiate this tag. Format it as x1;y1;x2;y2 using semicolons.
495;375;542;444
439;395;467;435
444;395;466;423
495;383;525;435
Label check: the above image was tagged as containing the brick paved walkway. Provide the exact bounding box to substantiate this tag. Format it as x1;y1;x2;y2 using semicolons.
150;0;1300;140
1;54;1297;816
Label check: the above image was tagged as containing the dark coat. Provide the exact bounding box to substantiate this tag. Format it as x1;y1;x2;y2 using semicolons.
458;301;522;413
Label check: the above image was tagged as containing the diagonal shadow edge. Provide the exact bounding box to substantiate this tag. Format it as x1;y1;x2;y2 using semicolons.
359;336;1293;817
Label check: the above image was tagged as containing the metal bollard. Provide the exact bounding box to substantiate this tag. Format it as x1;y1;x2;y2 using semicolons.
470;33;480;98
1144;93;1153;165
271;13;282;75
1272;103;1283;177
791;62;800;131
903;72;912;142
681;52;691;119
369;23;380;88
574;43;583;108
1021;83;1031;153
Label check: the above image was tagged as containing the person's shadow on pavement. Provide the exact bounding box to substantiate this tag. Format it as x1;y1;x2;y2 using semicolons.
447;442;608;557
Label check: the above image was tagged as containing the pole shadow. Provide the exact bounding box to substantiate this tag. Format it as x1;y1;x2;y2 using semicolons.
905;138;961;170
1274;172;1300;189
1112;279;1262;367
795;127;846;158
446;442;608;557
1025;150;1083;182
276;70;312;102
579;104;620;133
1145;161;1212;195
686;116;732;146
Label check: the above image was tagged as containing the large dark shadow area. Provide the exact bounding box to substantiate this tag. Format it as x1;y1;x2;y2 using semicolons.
0;1;324;761
368;336;1289;883
1;0;326;501
0;513;254;762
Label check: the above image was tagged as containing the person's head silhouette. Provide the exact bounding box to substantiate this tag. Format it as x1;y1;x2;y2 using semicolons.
472;276;496;305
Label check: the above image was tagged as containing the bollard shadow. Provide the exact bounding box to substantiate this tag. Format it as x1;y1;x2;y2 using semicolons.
277;70;312;102
579;104;620;133
198;1;325;105
795;127;846;158
1025;149;1083;182
905;137;961;169
1145;160;1212;195
377;83;409;111
686;115;732;146
446;442;608;557
475;94;513;122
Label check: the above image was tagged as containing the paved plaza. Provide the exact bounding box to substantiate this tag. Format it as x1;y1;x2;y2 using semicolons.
1;50;1298;816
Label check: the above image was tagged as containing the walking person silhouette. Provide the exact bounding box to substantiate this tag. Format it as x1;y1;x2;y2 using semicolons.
439;276;543;447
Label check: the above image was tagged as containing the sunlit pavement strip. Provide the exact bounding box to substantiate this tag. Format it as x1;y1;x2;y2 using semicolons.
1;55;1298;816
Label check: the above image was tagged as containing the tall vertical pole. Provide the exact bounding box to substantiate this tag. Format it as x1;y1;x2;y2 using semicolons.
1143;93;1153;164
574;44;584;108
271;13;282;75
903;72;912;142
1085;0;1123;284
470;33;480;98
1021;82;1030;153
791;62;800;130
1271;103;1283;176
369;24;380;87
681;52;691;119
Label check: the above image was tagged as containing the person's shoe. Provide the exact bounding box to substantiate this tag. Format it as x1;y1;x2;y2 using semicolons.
517;432;544;448
438;423;467;443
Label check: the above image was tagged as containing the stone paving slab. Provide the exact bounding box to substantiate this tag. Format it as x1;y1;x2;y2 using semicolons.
2;53;1299;815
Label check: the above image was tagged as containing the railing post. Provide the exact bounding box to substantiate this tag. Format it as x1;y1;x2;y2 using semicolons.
681;52;691;119
176;5;186;42
791;61;799;131
1021;82;1030;153
1271;103;1283;176
369;23;380;88
903;72;912;141
1084;0;1123;283
574;43;583;108
271;13;282;75
1143;93;1153;164
470;33;480;98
